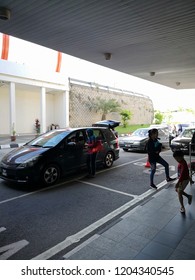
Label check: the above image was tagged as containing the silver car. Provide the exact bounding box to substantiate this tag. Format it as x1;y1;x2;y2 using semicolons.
119;127;170;152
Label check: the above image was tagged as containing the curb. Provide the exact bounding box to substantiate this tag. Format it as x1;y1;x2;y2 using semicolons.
0;143;25;150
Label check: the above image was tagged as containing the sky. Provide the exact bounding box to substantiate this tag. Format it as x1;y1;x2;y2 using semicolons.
1;33;195;112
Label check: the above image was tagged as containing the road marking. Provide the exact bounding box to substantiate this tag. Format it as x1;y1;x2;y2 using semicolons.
0;178;85;205
63;234;100;259
134;162;161;167
143;165;176;175
0;227;6;233
77;180;138;198
97;156;148;174
0;240;29;260
32;174;177;260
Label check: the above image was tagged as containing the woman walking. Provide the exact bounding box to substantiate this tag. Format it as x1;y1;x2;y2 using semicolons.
147;128;175;189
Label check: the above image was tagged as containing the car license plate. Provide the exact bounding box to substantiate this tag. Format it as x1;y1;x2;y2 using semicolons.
125;144;131;147
2;169;7;176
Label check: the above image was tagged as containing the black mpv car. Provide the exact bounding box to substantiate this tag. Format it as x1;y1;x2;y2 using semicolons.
0;127;119;186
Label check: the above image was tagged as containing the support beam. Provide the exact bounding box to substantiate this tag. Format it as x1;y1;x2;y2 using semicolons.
9;82;16;134
40;87;46;133
63;90;69;127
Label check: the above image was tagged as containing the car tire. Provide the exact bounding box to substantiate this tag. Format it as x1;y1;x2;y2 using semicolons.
42;164;60;186
123;148;128;152
104;151;114;168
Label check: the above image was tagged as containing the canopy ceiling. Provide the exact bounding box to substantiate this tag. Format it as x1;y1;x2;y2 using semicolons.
0;0;195;89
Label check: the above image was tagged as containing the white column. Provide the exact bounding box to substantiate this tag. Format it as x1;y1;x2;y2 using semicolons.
63;90;69;127
40;87;46;133
9;82;16;134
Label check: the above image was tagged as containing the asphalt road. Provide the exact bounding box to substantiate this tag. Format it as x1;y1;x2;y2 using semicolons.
0;148;179;260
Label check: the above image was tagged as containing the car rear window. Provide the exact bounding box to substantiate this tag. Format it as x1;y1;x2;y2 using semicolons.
103;129;116;141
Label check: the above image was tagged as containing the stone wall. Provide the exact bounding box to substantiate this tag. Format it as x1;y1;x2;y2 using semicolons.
69;80;154;127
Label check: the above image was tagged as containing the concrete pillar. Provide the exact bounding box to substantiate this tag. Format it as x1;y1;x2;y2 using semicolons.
9;82;16;134
40;87;46;133
63;90;69;127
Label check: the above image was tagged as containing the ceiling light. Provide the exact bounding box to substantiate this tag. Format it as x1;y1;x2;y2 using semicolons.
0;7;11;20
104;53;112;60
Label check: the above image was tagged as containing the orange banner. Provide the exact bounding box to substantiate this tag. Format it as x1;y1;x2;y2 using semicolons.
1;34;9;60
55;51;62;72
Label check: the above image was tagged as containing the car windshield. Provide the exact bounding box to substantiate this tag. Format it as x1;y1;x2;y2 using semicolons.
27;130;70;147
182;129;195;138
132;129;148;137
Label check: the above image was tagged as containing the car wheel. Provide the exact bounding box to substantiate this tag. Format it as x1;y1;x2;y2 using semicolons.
104;152;114;168
123;148;128;152
42;164;60;186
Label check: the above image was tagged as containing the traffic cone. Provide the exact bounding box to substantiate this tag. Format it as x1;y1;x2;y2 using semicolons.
145;158;150;168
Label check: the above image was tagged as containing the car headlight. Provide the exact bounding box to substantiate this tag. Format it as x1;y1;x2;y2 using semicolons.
171;141;180;145
18;155;41;168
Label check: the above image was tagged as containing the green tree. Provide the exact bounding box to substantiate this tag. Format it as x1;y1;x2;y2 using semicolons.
120;109;132;127
91;97;121;120
154;111;163;124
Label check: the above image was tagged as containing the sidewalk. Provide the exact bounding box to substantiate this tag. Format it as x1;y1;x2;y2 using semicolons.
63;184;195;260
0;134;35;149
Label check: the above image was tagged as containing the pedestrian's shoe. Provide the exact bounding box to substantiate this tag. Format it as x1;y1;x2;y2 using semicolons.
180;207;185;213
188;195;193;205
150;184;157;190
166;177;176;182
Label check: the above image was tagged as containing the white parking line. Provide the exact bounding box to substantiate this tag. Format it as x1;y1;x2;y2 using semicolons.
97;156;148;174
77;180;138;198
0;227;6;233
0;178;79;205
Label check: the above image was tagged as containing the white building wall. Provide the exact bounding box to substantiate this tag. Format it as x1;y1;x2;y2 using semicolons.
53;92;67;128
0;87;70;135
16;88;40;134
0;85;60;134
0;86;9;134
46;93;55;130
0;59;69;135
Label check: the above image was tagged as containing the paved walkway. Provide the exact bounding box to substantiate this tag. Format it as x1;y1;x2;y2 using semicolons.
0;134;35;149
0;135;195;260
63;183;195;260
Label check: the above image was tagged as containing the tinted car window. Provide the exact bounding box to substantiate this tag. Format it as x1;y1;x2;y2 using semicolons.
85;129;106;141
93;129;102;138
103;129;116;141
77;130;85;144
66;132;77;144
182;129;195;138
132;129;148;136
158;129;166;137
